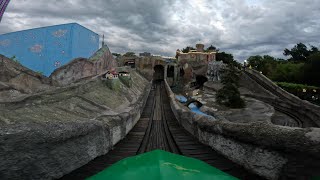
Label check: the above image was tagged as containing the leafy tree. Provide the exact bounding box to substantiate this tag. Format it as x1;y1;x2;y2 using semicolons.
216;64;245;108
270;62;304;83
123;52;136;57
283;43;319;62
247;55;278;77
10;55;20;64
310;45;319;54
304;52;320;86
216;52;234;64
112;53;121;57
181;46;195;53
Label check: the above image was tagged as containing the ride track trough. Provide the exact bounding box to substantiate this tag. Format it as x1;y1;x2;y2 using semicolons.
61;80;263;180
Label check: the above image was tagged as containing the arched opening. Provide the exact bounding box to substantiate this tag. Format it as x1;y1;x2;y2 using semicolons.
167;66;174;78
180;68;185;77
195;75;208;89
185;99;203;108
124;61;135;68
153;65;164;81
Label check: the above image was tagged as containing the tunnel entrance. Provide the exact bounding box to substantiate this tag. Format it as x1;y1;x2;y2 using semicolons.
195;75;208;89
124;61;135;68
153;65;164;81
167;66;174;78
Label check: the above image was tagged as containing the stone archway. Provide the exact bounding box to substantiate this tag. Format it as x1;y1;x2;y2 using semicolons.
195;75;208;89
153;65;164;81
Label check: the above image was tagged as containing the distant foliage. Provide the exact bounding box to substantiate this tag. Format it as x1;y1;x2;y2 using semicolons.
181;46;195;53
283;43;319;62
36;71;43;75
276;82;320;105
123;52;136;57
304;52;320;86
216;64;245;108
247;43;320;87
112;53;121;57
216;52;242;69
10;55;20;64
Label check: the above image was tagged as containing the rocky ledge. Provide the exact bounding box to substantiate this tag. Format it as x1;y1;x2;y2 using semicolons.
0;71;151;179
165;79;320;180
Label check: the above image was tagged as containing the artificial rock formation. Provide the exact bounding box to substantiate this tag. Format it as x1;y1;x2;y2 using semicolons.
0;55;53;101
0;71;150;179
164;79;320;180
50;45;117;86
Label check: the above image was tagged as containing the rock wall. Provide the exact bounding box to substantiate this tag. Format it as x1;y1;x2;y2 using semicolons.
0;71;151;179
50;46;116;86
0;55;53;101
164;79;320;180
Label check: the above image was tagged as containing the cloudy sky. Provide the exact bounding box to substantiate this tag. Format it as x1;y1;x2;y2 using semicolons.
0;0;319;61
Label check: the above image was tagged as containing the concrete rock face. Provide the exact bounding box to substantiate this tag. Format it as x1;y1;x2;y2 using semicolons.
164;79;320;180
50;58;95;86
240;69;320;128
50;46;117;86
179;59;208;84
0;71;150;179
0;55;53;101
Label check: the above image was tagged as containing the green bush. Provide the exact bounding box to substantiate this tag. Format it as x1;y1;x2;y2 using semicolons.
276;82;320;105
270;63;304;83
216;64;245;108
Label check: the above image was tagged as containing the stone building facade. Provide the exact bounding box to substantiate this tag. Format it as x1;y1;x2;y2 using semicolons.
176;44;217;63
175;44;217;84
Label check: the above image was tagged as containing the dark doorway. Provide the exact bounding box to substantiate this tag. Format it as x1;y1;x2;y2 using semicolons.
154;65;164;81
195;75;208;89
167;66;174;78
124;61;135;68
180;68;185;77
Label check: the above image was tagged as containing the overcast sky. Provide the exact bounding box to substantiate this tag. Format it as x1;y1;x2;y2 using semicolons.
0;0;319;61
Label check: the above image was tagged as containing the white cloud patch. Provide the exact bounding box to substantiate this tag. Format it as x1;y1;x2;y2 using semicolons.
0;0;319;61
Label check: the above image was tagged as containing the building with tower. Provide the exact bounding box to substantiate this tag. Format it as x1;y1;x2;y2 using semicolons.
176;43;217;62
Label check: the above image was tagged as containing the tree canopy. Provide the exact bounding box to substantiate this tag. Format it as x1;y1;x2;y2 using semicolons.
283;42;319;62
123;52;136;57
216;63;245;108
181;46;195;53
247;43;320;87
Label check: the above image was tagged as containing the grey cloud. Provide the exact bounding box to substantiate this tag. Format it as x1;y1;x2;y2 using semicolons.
0;0;320;61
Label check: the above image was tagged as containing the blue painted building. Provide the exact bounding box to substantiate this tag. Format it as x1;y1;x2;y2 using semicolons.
0;23;99;76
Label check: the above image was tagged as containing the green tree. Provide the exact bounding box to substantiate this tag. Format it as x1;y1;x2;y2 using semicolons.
247;55;278;77
216;52;234;65
270;62;304;83
112;53;121;57
303;52;320;86
10;55;20;64
283;43;319;62
181;46;195;53
216;64;245;108
123;52;136;57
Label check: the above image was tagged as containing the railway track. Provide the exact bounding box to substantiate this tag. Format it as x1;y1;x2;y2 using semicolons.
243;70;295;103
60;81;262;180
244;70;304;127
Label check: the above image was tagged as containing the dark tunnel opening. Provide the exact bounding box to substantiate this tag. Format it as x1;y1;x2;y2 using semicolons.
180;68;185;77
167;66;174;78
153;65;164;81
124;61;135;68
195;75;208;89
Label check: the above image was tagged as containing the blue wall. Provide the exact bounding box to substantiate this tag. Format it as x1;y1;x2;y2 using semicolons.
0;23;99;76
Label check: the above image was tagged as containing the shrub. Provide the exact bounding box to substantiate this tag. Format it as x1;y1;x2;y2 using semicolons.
216;64;245;108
